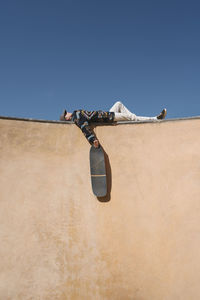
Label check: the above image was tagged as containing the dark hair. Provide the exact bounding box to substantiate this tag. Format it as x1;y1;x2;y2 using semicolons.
60;109;67;121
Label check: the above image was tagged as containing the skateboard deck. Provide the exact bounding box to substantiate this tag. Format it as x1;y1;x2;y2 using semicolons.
90;146;107;197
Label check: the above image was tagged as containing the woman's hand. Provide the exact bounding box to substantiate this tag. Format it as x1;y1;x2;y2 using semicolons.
93;139;100;148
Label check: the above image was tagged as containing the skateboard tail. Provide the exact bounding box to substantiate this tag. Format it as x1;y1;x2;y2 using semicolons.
91;175;107;197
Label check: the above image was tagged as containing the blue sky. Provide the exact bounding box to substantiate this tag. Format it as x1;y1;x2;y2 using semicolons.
0;0;200;120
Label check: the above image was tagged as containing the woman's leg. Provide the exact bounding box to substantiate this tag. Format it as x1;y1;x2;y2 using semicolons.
109;101;123;113
109;101;157;121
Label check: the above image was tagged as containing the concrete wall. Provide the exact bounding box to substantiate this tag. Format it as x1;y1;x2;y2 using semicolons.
0;117;200;300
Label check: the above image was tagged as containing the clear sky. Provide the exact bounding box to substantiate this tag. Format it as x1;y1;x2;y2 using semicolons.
1;0;200;120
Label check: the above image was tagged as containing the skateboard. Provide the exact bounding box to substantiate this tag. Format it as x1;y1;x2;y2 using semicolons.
90;146;107;197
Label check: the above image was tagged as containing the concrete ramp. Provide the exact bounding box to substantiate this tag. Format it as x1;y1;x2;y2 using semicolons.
0;117;200;299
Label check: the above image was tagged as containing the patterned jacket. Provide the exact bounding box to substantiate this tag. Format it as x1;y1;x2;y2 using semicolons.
71;110;115;144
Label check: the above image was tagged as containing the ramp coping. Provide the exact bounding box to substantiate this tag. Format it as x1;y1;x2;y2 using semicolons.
0;115;200;125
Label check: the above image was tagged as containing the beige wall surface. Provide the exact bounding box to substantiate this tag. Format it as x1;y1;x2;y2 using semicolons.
0;118;200;300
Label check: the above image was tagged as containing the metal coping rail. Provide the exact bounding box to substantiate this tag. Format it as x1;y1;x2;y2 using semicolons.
1;115;200;125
